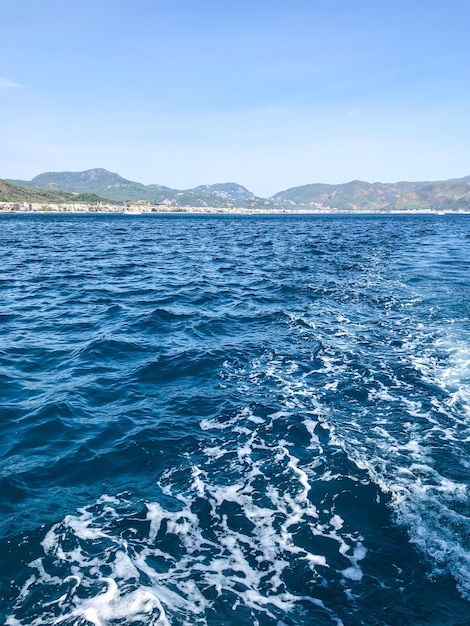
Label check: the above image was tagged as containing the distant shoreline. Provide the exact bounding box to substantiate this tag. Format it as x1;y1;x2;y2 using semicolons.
1;208;470;216
3;170;470;214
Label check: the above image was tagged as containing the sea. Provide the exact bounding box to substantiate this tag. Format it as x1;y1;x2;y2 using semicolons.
0;212;469;626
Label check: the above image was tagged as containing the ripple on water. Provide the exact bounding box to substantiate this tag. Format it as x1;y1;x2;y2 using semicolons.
0;213;469;625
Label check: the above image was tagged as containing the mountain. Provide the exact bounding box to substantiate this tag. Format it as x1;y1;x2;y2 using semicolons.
7;169;470;211
9;169;280;209
271;177;470;211
7;169;153;203
0;179;108;204
272;179;427;210
392;180;470;212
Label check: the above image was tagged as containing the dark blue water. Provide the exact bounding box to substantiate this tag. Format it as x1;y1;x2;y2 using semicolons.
1;213;469;625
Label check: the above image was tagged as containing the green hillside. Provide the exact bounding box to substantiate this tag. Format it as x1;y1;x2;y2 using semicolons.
272;177;470;211
0;179;109;204
8;169;281;208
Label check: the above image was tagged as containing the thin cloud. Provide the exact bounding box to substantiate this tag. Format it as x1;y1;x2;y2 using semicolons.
0;79;22;88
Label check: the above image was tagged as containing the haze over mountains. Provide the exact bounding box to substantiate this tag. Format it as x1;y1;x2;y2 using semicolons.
5;169;470;211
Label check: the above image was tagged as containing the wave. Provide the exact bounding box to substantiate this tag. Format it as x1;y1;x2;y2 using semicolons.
1;213;469;625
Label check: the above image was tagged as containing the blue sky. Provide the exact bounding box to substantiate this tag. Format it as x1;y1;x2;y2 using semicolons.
1;0;469;195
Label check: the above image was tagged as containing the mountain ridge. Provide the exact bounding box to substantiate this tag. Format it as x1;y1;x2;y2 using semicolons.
7;169;279;209
5;169;470;211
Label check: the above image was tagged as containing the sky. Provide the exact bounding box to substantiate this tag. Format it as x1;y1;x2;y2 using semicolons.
1;0;469;196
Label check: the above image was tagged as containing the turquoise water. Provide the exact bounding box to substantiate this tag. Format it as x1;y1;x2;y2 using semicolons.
1;213;469;625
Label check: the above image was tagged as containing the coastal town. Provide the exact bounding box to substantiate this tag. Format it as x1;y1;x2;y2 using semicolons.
0;200;467;215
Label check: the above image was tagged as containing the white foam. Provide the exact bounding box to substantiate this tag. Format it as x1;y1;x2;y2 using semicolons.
341;566;363;581
305;553;328;567
330;514;344;531
287;454;312;497
64;510;108;541
191;465;206;497
146;502;167;542
14;320;470;624
75;582;168;626
302;418;321;445
8;389;360;625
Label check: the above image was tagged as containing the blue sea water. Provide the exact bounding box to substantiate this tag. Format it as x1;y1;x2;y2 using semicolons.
0;213;469;626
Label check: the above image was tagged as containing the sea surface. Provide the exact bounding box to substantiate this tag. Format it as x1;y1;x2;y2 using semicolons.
1;213;469;626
